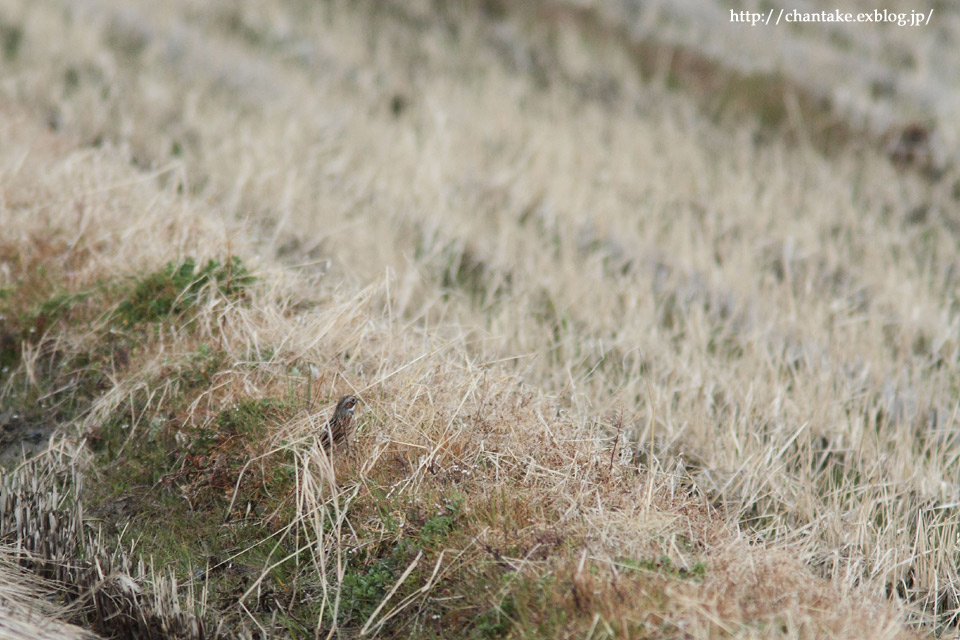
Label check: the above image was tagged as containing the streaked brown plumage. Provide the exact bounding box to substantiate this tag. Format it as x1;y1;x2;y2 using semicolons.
319;395;359;452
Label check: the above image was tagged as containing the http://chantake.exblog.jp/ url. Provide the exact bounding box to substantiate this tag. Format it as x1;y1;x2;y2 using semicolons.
730;8;934;27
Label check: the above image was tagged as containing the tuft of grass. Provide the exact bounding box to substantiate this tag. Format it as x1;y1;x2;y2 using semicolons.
0;23;22;62
419;493;464;548
116;257;254;326
338;539;417;627
474;592;518;639
618;555;707;582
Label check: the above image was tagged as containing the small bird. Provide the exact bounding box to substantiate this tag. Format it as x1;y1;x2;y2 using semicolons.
319;395;360;452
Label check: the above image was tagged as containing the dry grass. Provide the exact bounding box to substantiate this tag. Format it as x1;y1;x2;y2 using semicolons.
1;0;958;638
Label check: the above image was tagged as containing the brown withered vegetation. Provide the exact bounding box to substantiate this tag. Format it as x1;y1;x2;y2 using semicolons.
1;0;958;638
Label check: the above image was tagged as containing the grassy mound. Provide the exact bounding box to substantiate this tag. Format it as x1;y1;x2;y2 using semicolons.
2;0;958;638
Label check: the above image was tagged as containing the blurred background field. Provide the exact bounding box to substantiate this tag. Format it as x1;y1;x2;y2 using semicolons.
1;1;958;638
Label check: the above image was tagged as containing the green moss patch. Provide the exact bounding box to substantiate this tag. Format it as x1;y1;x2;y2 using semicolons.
116;256;254;326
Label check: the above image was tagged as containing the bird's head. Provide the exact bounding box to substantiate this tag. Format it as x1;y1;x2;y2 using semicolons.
336;395;360;415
